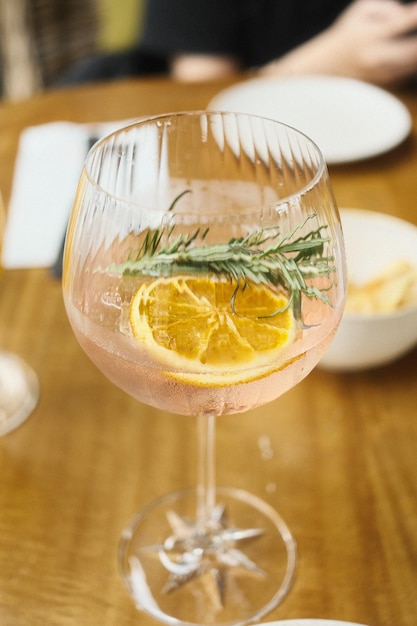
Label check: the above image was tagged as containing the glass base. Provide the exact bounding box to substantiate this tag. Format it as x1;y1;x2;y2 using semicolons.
0;352;39;436
118;487;297;626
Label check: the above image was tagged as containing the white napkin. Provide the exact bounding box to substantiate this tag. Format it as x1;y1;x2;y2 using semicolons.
3;120;124;269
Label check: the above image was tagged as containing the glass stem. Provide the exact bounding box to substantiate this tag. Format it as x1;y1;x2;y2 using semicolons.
197;414;216;528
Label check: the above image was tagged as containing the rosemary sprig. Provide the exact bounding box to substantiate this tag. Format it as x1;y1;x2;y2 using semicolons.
108;192;335;323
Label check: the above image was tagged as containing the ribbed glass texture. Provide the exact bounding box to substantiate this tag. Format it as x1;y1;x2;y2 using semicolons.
62;112;347;626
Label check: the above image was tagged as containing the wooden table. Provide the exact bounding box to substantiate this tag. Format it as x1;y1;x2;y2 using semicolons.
1;77;417;626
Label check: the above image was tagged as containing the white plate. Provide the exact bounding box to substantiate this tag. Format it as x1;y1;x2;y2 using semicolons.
261;619;365;626
208;75;411;164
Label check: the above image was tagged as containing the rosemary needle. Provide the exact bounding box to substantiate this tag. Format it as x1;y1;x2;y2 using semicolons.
109;192;336;323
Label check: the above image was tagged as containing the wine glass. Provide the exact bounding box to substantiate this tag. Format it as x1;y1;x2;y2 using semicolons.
63;111;346;626
0;192;39;436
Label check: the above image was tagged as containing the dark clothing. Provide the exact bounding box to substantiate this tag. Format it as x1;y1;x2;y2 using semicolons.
55;48;168;86
140;0;353;69
58;0;354;86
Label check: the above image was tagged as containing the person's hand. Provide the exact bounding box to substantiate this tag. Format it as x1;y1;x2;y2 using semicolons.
172;54;239;81
261;0;417;86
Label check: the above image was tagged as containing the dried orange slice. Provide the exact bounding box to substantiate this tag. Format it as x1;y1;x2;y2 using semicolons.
129;276;296;385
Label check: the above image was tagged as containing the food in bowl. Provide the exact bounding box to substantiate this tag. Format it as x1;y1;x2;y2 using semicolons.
319;208;417;371
346;259;417;314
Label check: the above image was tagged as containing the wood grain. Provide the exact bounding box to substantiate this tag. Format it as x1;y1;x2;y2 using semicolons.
0;78;416;626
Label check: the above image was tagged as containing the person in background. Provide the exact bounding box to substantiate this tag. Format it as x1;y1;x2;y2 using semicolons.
140;0;417;86
23;0;417;87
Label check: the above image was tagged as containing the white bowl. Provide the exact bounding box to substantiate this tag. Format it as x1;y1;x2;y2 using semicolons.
319;208;417;372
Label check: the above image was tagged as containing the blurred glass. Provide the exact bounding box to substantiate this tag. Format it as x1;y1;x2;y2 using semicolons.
0;191;39;436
